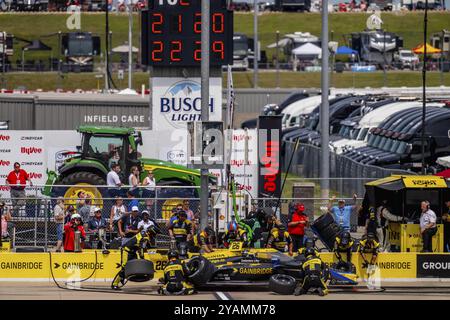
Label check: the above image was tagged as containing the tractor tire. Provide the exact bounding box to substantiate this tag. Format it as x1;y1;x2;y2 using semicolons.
186;256;215;286
52;171;107;208
269;274;297;295
124;259;154;282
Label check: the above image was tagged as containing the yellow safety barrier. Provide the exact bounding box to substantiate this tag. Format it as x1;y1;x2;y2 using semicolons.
1;250;450;282
400;224;444;253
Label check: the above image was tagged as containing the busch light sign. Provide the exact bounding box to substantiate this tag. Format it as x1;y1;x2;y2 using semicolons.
151;77;222;131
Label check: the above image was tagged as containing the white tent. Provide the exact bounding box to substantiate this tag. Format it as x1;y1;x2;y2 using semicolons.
291;43;322;58
437;156;450;168
112;45;139;54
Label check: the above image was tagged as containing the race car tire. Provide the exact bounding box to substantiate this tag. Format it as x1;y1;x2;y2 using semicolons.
269;274;297;295
124;259;155;282
187;256;215;286
312;213;335;230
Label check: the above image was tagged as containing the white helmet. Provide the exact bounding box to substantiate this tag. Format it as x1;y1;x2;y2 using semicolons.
71;213;81;220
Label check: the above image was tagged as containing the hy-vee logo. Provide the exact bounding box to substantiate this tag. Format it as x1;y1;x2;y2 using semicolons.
410;180;437;187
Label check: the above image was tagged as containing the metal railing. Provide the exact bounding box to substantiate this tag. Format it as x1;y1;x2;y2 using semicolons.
0;183;370;249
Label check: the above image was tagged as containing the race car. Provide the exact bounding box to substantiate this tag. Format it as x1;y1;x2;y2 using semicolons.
182;242;357;288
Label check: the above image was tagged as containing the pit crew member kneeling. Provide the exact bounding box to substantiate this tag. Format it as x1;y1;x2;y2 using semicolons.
266;222;293;256
158;250;196;295
294;248;329;296
111;224;160;290
189;226;215;253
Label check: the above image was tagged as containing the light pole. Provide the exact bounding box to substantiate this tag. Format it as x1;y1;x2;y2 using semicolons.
320;0;330;197
276;30;280;88
253;0;258;88
200;0;210;230
127;0;133;90
421;0;428;174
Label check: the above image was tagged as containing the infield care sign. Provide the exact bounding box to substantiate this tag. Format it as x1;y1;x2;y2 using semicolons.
151;77;223;131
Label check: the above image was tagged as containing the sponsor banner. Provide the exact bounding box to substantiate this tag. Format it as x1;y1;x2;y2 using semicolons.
417;254;450;278
319;252;417;279
0;252;167;281
402;176;448;188
0;131;81;198
257;116;282;198
151;77;222;131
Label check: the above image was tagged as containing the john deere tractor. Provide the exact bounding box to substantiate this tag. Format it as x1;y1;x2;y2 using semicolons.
44;126;205;208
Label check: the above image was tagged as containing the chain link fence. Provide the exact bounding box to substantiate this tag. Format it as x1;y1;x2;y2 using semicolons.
0;182;372;249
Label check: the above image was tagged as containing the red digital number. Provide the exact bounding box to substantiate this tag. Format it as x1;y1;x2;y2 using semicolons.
193;13;201;34
170;41;182;62
194;41;201;61
152;13;163;34
212;41;224;60
180;0;189;5
212;13;224;33
170;14;182;33
152;41;164;62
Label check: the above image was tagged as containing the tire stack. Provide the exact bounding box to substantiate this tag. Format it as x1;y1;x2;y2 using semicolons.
310;213;341;250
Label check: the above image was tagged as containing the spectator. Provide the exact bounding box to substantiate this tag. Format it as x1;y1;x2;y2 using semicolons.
118;206;141;243
126;191;139;214
183;200;195;220
442;200;450;252
328;194;359;233
1;202;12;239
288;203;309;251
87;207;107;232
420;200;437;253
142;170;156;198
78;194;92;223
63;213;86;252
75;191;86;210
137;210;155;232
128;166;140;198
64;205;76;224
107;163;123;198
5;162;33;216
110;197;126;231
54;197;65;252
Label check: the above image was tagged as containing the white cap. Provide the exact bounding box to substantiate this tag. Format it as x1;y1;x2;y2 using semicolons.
93;207;101;212
142;210;149;215
132;206;139;212
71;213;81;219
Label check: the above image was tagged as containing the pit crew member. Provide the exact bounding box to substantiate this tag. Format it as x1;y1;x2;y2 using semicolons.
358;232;380;266
189;226;215;253
294;248;329;296
333;231;355;272
168;210;193;249
222;219;248;248
266;223;293;256
111;225;160;290
158;250;196;295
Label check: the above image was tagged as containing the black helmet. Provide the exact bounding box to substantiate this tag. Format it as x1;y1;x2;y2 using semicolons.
178;210;187;218
340;231;351;245
205;226;214;236
168;250;179;260
305;238;315;249
277;223;286;231
305;247;316;258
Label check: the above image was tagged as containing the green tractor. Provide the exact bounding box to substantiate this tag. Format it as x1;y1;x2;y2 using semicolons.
44;126;206;209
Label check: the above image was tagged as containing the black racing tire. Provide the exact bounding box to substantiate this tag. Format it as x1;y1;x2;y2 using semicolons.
312;213;334;230
186;256;215;286
269;274;297;295
124;259;155;282
320;225;340;242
